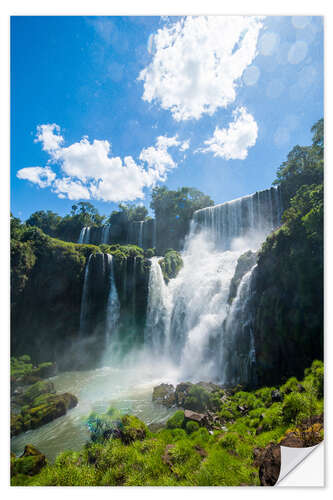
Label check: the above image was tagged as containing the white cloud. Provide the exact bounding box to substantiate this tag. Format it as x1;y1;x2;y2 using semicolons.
16;166;56;187
199;107;258;160
52;178;91;200
180;139;190;151
138;16;264;121
35;124;64;151
17;125;186;202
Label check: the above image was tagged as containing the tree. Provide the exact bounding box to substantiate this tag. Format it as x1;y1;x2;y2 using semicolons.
26;210;62;237
273;118;323;207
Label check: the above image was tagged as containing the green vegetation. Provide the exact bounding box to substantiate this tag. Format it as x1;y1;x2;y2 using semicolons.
11;361;323;486
158;249;183;283
151;186;214;252
253;119;323;385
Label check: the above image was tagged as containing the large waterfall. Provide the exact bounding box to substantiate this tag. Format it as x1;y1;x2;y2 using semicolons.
144;187;282;385
77;187;282;385
193;186;282;250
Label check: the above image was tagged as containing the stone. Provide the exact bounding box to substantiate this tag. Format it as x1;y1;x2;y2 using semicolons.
152;383;175;407
175;382;193;406
271;389;283;403
11;445;46;477
184;409;207;424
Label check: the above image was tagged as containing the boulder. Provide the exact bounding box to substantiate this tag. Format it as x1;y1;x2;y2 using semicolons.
11;445;46;477
152;383;175;407
175;382;193;406
271;389;283;403
184;409;207;425
258;444;281;486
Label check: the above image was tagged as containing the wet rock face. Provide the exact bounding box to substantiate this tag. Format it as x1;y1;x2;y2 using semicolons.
11;445;47;478
152;384;176;407
11;379;78;437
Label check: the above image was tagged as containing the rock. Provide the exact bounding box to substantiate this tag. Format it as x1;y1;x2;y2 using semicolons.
23;380;56;404
152;383;175;407
10;391;78;437
237;405;248;415
11;445;46;477
271;389;283;403
184;409;207;425
258;443;281;486
162;444;175;467
34;362;57;379
196;381;221;393
257;416;324;486
175;382;193;406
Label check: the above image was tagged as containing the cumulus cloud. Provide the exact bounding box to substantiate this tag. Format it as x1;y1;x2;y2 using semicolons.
199;107;258;160
16;166;56;188
35;124;64;152
17;124;186;202
138;16;264;121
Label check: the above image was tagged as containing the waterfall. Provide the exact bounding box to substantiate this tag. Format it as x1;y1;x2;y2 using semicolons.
221;265;257;386
78;226;91;244
79;254;93;335
144;257;171;355
193;187;282;250
101;224;111;245
138;221;144;248
105;254;120;342
143;186;282;384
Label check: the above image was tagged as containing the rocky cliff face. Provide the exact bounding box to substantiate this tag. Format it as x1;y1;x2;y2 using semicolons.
251;222;323;386
11;229;151;370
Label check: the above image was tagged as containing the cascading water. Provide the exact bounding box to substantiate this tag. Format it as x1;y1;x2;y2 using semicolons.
101;224;111;244
138;222;144;248
144;187;282;384
144;257;171;355
105;254;120;342
78;226;91;244
221;265;257;386
79;254;93;335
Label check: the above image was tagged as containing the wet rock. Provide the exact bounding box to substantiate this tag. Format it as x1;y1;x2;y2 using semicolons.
10;392;78;437
258;444;281;486
11;445;46;477
175;382;193;406
271;389;283;403
152;383;175;407
184;409;207;425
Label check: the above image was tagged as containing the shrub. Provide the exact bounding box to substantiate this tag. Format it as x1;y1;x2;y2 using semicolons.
166;410;185;429
186;421;200;434
282;392;310;423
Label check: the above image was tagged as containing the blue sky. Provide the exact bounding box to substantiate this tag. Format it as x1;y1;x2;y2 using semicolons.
11;15;323;220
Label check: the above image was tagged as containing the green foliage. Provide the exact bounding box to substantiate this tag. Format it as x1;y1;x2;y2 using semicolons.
304;360;324;398
151;186;214;252
186;421;200;434
158;249;183;283
166;410;185;429
273;118;323;207
282;392;310;423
